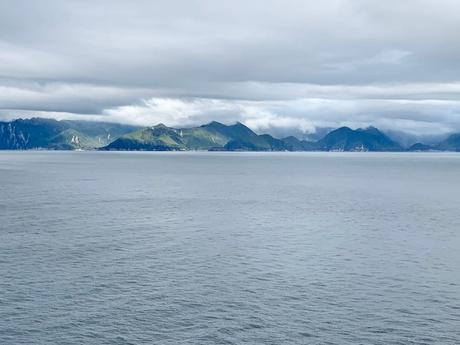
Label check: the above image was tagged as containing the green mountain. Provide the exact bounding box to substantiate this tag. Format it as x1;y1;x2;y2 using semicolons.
314;126;403;152
104;121;287;151
0;118;139;150
104;124;186;151
203;122;273;150
280;136;305;151
47;129;99;150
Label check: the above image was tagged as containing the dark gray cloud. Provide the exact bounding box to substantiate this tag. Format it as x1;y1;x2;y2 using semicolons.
1;0;460;134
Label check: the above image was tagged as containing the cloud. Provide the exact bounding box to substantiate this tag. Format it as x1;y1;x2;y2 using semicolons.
100;95;460;136
1;0;460;135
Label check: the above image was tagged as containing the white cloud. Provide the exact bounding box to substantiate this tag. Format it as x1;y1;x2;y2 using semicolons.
100;94;460;135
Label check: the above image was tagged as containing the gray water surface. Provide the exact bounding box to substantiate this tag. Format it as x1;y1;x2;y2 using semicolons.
1;151;460;344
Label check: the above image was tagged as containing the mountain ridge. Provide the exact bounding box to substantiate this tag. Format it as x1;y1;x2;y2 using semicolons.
314;126;402;152
101;123;407;152
1;117;460;152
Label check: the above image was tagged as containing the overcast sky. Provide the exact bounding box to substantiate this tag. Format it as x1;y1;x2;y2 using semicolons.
1;0;460;135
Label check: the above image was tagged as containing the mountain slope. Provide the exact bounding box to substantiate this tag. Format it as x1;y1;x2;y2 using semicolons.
202;121;273;150
0;118;67;149
281;136;304;151
407;143;436;152
103;121;285;151
104;124;186;151
436;133;460;151
47;129;99;150
0;118;138;150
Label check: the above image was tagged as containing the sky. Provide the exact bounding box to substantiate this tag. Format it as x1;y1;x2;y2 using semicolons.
1;0;460;136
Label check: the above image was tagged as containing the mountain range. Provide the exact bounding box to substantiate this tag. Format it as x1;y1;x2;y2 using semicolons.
1;118;460;152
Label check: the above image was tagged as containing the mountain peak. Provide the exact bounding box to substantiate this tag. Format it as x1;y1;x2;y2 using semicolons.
362;126;382;135
335;126;353;132
201;121;225;129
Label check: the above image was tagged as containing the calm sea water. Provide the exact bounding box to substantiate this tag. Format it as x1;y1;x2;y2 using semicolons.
1;151;459;344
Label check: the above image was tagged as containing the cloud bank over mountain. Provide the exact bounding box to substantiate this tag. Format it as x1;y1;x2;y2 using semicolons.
1;0;460;135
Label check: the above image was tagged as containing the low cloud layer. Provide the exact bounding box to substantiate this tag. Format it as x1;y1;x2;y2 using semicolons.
1;0;460;135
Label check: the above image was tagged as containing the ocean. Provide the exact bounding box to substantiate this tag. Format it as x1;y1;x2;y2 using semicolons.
1;151;459;344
